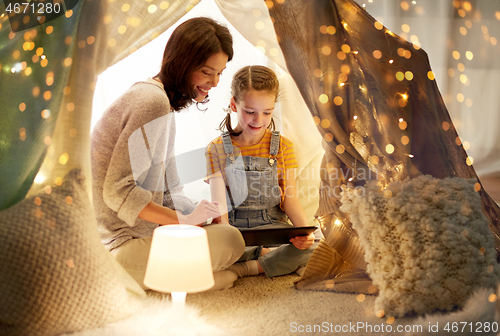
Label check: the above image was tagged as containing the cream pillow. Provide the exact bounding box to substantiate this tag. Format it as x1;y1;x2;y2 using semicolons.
340;175;500;317
0;169;145;336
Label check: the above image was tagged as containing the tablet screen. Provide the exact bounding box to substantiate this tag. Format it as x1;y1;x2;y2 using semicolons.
239;226;318;246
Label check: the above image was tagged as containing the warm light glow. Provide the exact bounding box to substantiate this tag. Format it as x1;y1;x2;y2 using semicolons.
427;71;435;80
319;94;328;104
41;109;51;119
460;74;468;84
463;1;472;12
59;153;69;165
148;5;157;13
465;51;473;60
373;50;382;59
386;144;395;154
374;21;384;30
255;21;265;30
34;174;46;184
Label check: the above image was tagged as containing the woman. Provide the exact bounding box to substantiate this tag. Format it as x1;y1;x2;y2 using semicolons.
91;17;245;291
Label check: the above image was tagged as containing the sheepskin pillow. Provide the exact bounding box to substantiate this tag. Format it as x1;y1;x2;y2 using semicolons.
340;175;500;317
0;169;145;336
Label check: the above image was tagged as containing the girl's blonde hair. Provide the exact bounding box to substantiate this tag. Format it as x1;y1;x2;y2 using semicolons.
219;65;279;136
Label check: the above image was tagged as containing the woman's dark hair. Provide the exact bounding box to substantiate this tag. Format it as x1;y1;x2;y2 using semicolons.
156;17;233;111
219;65;279;136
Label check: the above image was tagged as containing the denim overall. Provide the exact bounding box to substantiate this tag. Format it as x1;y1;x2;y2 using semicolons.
222;131;315;277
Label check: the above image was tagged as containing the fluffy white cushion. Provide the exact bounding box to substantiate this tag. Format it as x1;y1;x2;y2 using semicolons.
340;175;500;317
0;169;145;336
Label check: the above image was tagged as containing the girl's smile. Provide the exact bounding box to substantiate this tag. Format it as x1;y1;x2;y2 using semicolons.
231;89;276;145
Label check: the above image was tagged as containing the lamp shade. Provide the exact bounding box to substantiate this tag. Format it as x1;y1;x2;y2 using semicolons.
144;225;214;293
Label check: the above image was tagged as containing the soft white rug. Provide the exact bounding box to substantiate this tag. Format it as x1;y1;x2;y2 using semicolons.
65;275;499;336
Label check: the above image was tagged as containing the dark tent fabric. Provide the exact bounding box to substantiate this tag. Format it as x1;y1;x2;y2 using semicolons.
268;0;500;291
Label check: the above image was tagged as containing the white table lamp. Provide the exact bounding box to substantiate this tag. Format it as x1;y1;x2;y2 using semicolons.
144;225;214;335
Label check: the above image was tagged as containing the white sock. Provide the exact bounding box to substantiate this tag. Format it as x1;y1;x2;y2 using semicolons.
228;260;260;278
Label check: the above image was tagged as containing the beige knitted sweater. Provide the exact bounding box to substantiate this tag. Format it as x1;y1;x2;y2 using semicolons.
91;79;194;250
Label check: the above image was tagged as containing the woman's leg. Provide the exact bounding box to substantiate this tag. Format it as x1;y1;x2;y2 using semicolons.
110;237;152;290
111;224;245;290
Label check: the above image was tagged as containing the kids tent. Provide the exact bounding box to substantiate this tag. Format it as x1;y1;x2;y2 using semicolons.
1;0;500;333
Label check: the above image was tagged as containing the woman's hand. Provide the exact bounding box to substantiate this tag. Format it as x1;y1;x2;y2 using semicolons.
183;200;221;226
290;232;315;250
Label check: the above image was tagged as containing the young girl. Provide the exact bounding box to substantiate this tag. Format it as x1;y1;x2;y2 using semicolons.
91;17;245;291
205;65;316;278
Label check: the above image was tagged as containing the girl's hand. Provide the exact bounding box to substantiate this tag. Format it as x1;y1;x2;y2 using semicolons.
183;200;221;226
290;232;315;250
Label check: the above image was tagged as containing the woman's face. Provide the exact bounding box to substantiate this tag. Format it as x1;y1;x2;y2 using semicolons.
190;52;228;102
231;89;276;141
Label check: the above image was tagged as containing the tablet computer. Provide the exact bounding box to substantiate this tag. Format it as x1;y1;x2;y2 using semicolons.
239;226;318;246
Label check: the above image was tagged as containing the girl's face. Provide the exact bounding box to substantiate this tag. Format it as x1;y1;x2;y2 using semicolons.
190;52;228;102
231;89;276;141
